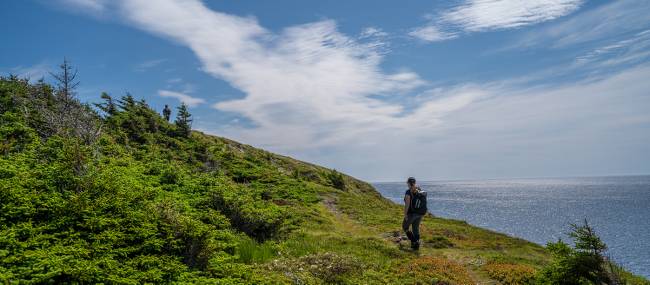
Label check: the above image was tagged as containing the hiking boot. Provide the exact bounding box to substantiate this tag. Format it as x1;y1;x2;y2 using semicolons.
411;241;420;250
406;231;414;241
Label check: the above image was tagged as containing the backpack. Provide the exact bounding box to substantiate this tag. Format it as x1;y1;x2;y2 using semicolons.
410;190;428;215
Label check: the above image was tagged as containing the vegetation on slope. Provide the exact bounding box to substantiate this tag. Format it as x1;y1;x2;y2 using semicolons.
1;65;648;284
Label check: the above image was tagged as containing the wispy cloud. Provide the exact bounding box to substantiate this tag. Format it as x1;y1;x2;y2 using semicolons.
56;0;110;17
134;58;167;72
62;0;106;12
59;0;650;180
9;62;51;81
499;28;650;86
158;89;205;107
166;77;182;84
408;25;457;42
359;27;388;39
575;30;650;67
316;65;650;180
513;0;650;49
409;0;582;42
88;0;456;149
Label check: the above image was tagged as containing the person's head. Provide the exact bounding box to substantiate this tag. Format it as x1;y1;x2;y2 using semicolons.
407;177;417;190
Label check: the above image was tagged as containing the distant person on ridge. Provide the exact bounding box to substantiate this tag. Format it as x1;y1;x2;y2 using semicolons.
403;177;427;250
162;104;171;122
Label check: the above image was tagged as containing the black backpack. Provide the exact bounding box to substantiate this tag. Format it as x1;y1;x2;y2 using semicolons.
410;191;428;215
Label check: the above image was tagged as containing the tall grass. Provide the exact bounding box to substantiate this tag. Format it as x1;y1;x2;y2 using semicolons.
237;238;278;264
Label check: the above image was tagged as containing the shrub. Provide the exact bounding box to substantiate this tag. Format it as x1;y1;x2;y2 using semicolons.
426;235;454;249
483;263;536;285
0;113;38;155
209;187;288;241
267;252;362;283
398;256;475;284
326;169;346;190
159;167;181;185
536;220;611;285
154;199;238;269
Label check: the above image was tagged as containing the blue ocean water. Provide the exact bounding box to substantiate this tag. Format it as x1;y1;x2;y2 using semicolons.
373;175;650;278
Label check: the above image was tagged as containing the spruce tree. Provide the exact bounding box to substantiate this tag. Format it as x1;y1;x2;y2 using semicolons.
95;92;117;116
118;93;136;112
50;58;79;102
175;103;192;137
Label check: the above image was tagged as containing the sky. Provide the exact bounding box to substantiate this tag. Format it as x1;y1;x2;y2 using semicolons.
1;0;649;182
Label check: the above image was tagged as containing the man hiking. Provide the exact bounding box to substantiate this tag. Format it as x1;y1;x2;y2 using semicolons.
403;177;427;250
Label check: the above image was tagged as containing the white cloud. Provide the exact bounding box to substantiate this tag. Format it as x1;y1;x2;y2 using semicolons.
158;89;205;107
408;26;457;42
410;0;582;42
309;65;650;181
442;0;582;32
61;0;650;181
98;0;446;149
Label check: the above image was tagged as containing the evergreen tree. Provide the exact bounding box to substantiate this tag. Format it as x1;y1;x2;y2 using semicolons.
537;220;611;284
570;219;607;258
118;93;136;112
95;92;117;116
50;57;79;102
175;103;192;137
38;58;101;143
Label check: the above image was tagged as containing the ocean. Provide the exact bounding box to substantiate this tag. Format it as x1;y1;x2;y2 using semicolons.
373;175;650;278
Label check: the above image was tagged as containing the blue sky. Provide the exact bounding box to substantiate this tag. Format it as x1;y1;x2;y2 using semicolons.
2;0;649;181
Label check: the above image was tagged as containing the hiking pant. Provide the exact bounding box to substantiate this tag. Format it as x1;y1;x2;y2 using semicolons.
402;213;424;242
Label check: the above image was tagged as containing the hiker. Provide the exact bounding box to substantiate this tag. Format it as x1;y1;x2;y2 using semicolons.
162;104;171;122
403;177;427;250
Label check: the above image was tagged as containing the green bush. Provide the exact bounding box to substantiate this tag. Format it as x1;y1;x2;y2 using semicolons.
209;187;288;241
536;220;611;285
326;169;346;191
425;235;454;249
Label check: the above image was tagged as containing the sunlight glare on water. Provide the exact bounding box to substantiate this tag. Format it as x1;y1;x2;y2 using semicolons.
374;176;650;278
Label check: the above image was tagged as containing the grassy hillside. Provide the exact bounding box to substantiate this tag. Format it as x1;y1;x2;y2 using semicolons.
1;75;647;284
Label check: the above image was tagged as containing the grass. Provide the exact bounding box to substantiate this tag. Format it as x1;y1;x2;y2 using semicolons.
236;238;278;264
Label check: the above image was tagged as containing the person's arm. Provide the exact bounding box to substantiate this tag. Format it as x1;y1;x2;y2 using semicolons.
404;194;410;218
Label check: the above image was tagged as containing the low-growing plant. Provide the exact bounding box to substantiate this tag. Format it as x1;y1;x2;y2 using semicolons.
267;252;363;283
483;262;536;285
398;256;475;284
426;235;454;249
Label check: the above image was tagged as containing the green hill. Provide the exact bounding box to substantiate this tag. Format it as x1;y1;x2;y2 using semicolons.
1;75;647;284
